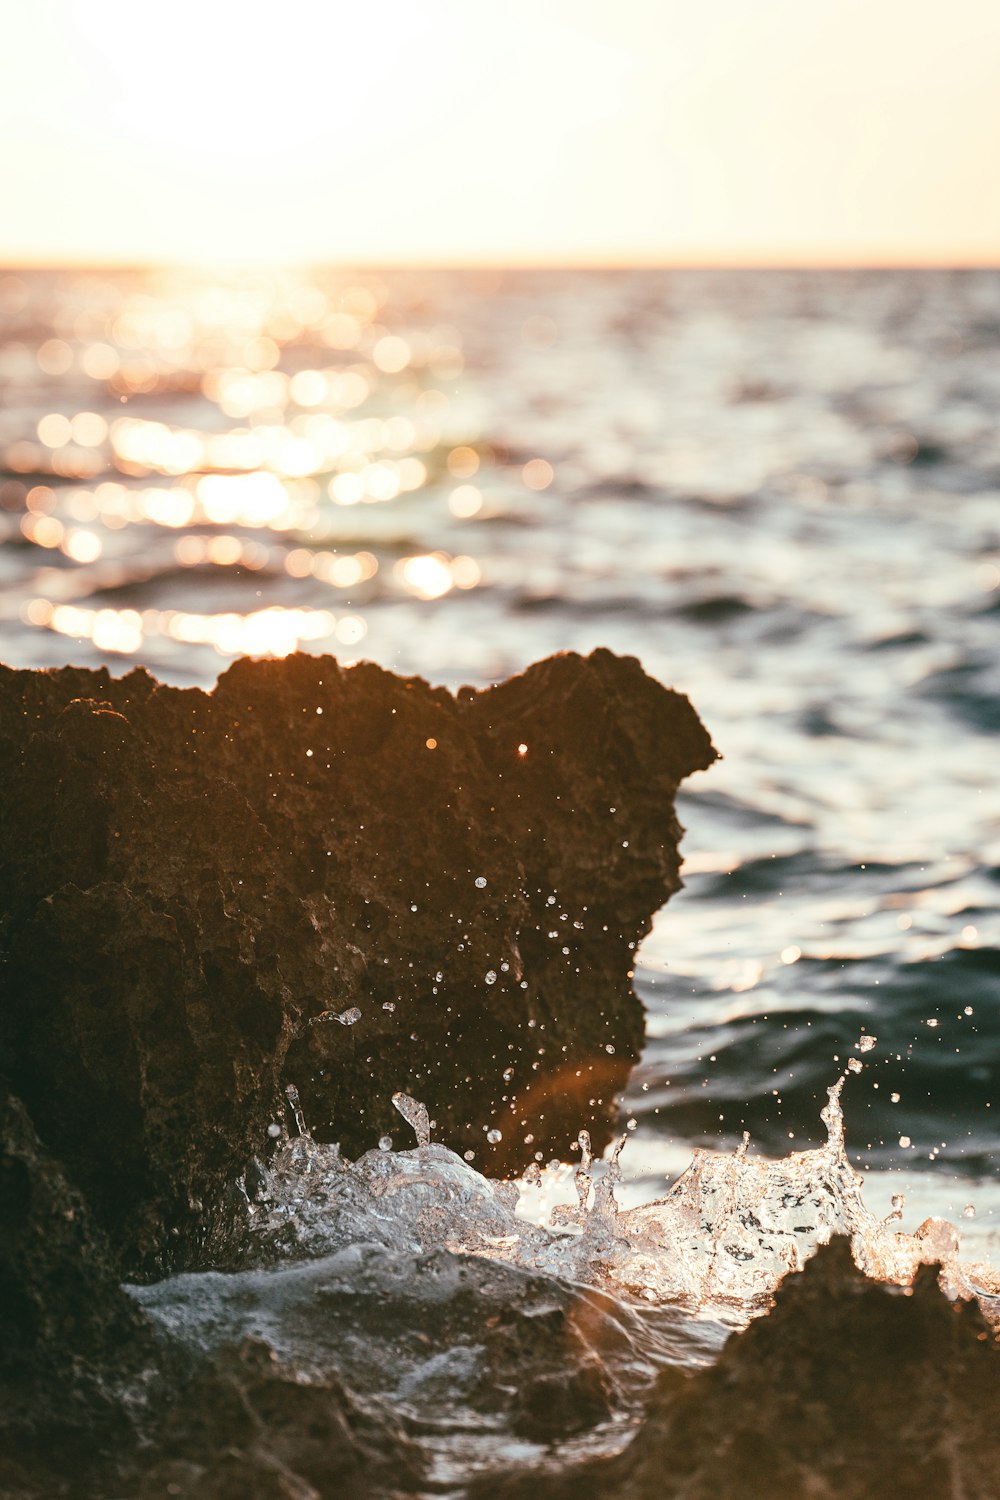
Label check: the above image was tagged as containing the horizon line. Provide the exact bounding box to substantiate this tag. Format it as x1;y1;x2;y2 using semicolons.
4;254;1000;275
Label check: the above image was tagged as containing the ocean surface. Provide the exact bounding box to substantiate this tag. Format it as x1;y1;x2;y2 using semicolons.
2;266;998;1486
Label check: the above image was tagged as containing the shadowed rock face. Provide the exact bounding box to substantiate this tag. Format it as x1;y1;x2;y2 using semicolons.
0;1081;160;1497
472;1238;1000;1500
0;648;716;1273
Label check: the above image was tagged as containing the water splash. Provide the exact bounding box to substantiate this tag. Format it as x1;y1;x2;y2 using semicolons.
392;1091;431;1148
243;1052;997;1325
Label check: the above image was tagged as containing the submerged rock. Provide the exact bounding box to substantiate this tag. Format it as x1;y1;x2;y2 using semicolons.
473;1237;1000;1500
135;1337;427;1500
0;648;715;1274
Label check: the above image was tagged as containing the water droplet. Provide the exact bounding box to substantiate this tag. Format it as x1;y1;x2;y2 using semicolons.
392;1091;431;1147
475;876;487;888
899;1135;912;1148
487;1128;502;1143
266;1122;282;1139
605;1043;615;1054
284;1083;308;1137
464;1150;476;1161
378;1135;393;1152
410;903;418;912
963;1203;976;1218
890;1092;901;1103
485;970;497;985
502;1067;514;1082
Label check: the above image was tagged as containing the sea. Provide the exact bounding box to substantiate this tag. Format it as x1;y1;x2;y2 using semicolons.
2;266;998;1489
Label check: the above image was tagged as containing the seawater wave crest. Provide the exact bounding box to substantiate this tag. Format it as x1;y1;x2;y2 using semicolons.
226;1058;999;1322
131;1060;998;1489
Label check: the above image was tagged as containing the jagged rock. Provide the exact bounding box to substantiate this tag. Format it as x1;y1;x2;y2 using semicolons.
472;1237;1000;1500
0;1081;160;1498
0;649;715;1274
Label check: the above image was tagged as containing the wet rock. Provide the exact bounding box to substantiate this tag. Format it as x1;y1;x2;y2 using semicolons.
0;649;715;1273
0;1081;160;1498
473;1237;1000;1500
134;1337;426;1500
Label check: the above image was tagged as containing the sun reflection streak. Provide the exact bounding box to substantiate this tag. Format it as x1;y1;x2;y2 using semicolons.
27;598;354;660
6;267;485;673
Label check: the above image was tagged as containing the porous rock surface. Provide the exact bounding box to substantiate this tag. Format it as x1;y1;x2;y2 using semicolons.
473;1237;1000;1500
0;647;716;1273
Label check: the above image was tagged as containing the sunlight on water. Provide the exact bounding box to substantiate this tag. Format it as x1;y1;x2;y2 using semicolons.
230;1048;998;1331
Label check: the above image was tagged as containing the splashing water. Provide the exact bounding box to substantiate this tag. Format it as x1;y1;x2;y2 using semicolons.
243;1051;998;1324
132;1055;998;1496
392;1091;431;1148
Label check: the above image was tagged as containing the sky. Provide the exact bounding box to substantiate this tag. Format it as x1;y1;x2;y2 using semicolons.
3;0;1000;267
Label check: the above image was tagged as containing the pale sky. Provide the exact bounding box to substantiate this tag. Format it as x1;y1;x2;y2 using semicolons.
3;0;1000;266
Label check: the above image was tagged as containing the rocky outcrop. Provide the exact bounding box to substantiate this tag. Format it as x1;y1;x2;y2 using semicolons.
473;1237;1000;1500
0;648;715;1275
0;1081;159;1498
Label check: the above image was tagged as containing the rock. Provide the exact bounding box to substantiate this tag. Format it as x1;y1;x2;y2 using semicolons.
134;1337;426;1500
0;649;715;1274
472;1237;1000;1500
0;1081;160;1498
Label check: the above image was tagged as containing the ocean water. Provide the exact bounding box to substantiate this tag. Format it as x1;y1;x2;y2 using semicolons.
2;267;998;1486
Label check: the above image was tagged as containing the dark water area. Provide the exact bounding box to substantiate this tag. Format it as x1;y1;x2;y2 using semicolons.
1;263;997;1259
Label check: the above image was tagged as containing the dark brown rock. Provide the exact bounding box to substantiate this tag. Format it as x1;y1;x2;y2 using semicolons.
0;648;715;1274
472;1237;1000;1500
0;1080;160;1498
135;1337;426;1500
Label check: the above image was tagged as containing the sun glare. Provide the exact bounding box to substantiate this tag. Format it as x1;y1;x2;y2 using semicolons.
4;0;1000;266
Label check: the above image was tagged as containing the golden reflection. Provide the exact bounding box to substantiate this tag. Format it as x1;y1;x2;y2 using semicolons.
450;555;481;589
283;549;378;587
62;529;102;563
322;313;362;350
81;343;119;380
397;553;454;600
330;472;365;505
70;412;109;447
37;413;73;448
195;472;288;526
11;269;484;671
141;489;196;527
372;335;411;374
395;551;482;601
20;514;64;548
449;483;483;518
206;535;243;567
37;339;73;375
289;370;327;407
30;601;353;659
447;445;480;478
112;418;205;476
522;458;554;491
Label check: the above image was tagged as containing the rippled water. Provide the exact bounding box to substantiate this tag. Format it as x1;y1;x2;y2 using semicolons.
2;266;998;1486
